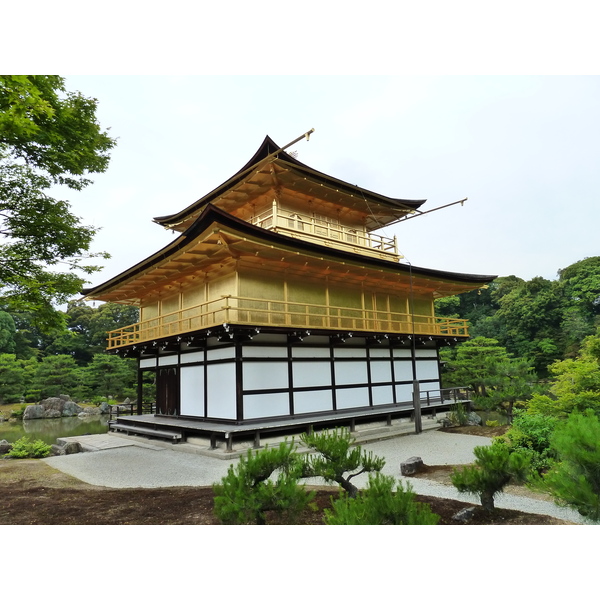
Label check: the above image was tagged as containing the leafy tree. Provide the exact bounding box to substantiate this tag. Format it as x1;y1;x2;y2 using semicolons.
32;354;82;400
0;310;16;353
0;354;27;404
83;354;136;400
451;443;530;512
324;472;439;525
441;337;539;422
527;331;600;418
440;336;512;396
213;441;315;525
480;356;539;422
0;75;115;332
30;301;139;365
541;410;600;522
300;428;385;498
87;302;140;349
558;257;600;320
492;276;564;376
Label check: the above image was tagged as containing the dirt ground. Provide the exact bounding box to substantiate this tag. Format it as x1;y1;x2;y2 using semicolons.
0;425;572;525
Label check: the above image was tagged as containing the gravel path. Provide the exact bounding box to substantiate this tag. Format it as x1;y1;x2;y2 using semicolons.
44;430;586;524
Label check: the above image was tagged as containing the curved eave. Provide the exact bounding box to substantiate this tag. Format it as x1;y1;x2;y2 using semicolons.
153;135;426;228
82;204;496;303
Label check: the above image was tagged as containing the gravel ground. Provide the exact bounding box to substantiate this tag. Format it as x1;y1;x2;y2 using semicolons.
44;430;587;523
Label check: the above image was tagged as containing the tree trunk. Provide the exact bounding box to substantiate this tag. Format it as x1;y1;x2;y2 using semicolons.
480;490;495;512
339;478;359;499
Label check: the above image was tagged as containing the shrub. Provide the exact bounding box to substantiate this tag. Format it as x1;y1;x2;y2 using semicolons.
324;472;440;525
494;410;559;473
448;402;469;426
451;443;530;511
7;436;52;459
213;441;315;525
541;410;600;522
486;420;499;427
9;405;28;420
300;428;385;498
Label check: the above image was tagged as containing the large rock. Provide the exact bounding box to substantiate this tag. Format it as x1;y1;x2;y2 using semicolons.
466;412;483;426
23;404;45;420
0;439;11;455
38;397;83;418
400;456;424;476
62;401;82;417
51;440;82;456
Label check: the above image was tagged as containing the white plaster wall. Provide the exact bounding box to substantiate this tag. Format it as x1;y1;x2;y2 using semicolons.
372;385;394;406
292;346;330;358
243;361;289;390
395;383;413;403
180;351;205;364
416;360;440;381
393;360;413;381
369;348;391;358
243;346;288;358
334;347;367;358
207;362;236;419
207;346;235;361
370;360;392;383
158;355;178;366
334;361;368;385
336;387;369;409
292;361;331;388
244;393;290;419
416;348;438;358
140;358;156;368
294;389;333;414
180;366;205;417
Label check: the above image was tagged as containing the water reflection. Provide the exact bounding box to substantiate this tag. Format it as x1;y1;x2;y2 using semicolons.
0;415;110;445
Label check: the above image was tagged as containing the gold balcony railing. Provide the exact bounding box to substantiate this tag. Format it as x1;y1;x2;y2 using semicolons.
250;207;400;261
107;295;469;349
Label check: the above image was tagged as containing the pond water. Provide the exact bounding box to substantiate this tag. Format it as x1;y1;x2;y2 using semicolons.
0;415;110;446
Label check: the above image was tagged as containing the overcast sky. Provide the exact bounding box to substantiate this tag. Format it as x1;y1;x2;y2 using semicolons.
57;75;599;291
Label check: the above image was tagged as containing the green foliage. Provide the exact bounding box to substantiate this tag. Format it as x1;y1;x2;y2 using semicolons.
494;410;559;473
451;443;530;511
7;436;52;458
485;420;499;427
300;428;385;498
528;331;600;418
213;441;315;525
82;355;136;400
324;472;439;525
448;402;469;426
441;337;538;421
0;354;26;404
32;354;80;400
540;410;600;522
0;75;115;331
0;75;115;190
9;404;28;419
441;337;509;395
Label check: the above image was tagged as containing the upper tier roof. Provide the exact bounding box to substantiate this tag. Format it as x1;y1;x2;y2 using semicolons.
153;135;427;233
82;203;496;304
